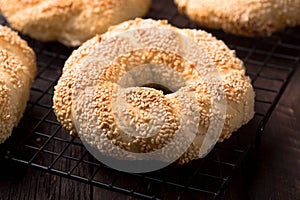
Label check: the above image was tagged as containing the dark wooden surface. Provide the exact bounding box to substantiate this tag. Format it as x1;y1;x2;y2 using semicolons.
222;66;300;200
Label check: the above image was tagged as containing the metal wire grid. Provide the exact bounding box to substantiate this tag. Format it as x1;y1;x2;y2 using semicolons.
1;0;299;199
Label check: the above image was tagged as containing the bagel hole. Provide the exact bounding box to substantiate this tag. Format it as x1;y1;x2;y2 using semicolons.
142;83;173;95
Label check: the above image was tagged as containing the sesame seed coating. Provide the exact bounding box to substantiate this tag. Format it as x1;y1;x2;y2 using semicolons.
0;0;151;47
53;18;255;164
0;25;36;76
0;25;36;144
175;0;300;36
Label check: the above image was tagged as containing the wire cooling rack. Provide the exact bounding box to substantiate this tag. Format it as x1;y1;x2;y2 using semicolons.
1;0;299;199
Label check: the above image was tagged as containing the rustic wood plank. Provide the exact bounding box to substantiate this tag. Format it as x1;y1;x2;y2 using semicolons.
221;65;300;200
246;66;300;200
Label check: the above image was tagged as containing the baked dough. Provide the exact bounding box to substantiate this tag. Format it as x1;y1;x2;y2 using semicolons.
0;0;151;47
53;18;255;164
0;25;36;144
174;0;300;36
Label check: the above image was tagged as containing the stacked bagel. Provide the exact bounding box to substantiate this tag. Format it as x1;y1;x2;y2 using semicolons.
0;25;36;144
0;0;151;46
53;19;255;164
174;0;300;36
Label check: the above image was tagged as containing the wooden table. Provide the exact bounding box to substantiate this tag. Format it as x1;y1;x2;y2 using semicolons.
222;66;300;200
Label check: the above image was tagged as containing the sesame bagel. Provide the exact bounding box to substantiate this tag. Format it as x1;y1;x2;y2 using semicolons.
174;0;300;36
53;19;255;164
0;0;151;47
0;25;36;144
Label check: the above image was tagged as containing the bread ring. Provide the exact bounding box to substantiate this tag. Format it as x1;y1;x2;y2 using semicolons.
174;0;300;36
0;25;36;144
53;18;254;164
0;0;151;47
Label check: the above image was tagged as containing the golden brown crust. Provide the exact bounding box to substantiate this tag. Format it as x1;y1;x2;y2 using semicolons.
174;0;300;36
0;25;36;144
53;36;101;135
0;0;151;46
53;19;255;163
0;25;36;76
